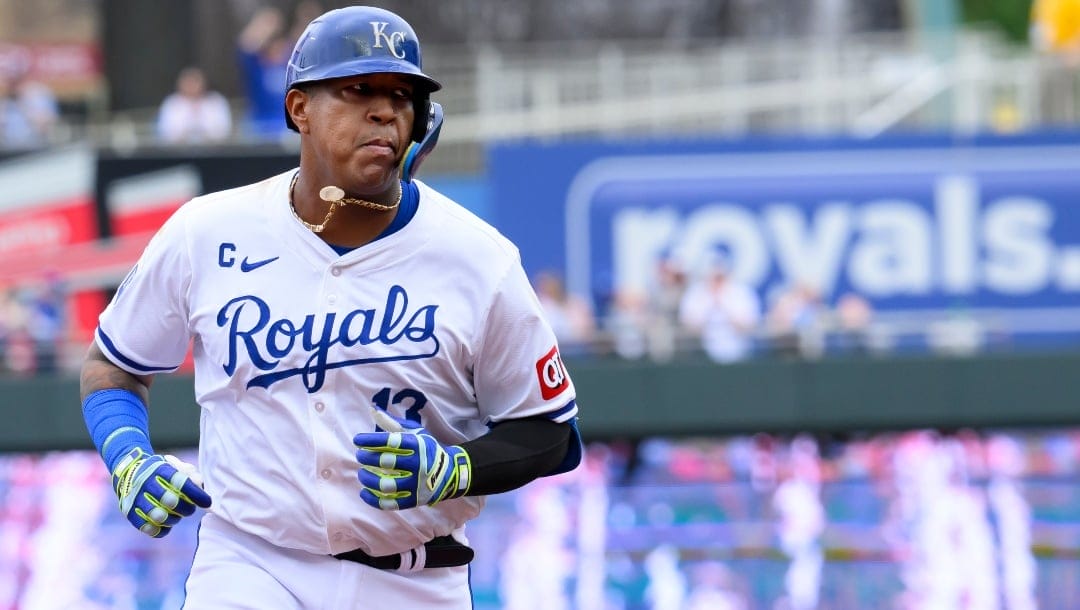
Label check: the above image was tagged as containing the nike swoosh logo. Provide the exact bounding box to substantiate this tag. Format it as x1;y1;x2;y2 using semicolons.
240;256;279;272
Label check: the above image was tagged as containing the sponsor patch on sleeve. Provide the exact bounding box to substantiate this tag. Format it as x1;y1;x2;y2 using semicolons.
535;345;570;400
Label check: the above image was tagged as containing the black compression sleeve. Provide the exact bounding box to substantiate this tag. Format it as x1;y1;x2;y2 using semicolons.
459;417;572;496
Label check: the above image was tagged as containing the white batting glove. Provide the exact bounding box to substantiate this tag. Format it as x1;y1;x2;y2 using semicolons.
353;408;471;510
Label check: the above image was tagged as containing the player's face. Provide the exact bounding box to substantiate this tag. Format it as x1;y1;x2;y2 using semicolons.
302;73;416;195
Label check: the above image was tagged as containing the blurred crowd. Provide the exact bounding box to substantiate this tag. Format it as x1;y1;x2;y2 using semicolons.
154;2;327;145
0;246;1013;379
5;427;1076;608
0;279;64;377
2;0;1080;152
534;255;877;365
598;426;1064;609
0;450;200;610
0;2;326;151
0;67;60;149
155;1;326;145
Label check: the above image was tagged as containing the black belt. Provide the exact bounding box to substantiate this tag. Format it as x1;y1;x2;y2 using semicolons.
333;535;474;570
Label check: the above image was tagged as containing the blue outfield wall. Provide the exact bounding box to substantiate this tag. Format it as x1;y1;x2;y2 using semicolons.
486;132;1080;339
423;174;491;220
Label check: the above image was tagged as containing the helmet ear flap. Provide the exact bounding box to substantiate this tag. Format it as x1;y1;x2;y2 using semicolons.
411;94;431;143
400;101;443;182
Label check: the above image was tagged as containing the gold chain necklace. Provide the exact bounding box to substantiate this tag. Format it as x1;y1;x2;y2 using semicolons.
288;173;402;233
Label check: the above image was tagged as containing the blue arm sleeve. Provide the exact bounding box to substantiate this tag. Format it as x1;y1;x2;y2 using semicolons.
82;389;154;473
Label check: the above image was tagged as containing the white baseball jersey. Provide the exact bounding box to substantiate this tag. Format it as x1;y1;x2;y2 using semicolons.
95;169;579;558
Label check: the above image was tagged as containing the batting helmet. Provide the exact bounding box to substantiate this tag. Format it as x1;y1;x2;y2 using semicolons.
284;5;441;141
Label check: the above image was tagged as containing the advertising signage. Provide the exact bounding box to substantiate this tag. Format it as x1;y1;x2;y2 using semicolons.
490;136;1080;322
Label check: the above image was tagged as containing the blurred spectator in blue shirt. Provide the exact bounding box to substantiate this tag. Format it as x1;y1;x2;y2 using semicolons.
24;275;65;374
236;6;292;139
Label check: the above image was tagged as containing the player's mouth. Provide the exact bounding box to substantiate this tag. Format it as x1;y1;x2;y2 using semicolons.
360;137;396;157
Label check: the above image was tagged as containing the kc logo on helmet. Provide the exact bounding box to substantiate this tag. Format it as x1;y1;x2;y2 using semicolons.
535;346;570;400
371;22;406;59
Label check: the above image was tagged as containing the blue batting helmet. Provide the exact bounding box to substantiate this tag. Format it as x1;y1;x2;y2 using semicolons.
284;6;441;139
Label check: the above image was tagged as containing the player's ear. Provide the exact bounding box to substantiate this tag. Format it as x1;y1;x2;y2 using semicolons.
286;88;312;134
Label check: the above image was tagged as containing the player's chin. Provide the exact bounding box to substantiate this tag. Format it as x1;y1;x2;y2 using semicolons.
350;158;401;185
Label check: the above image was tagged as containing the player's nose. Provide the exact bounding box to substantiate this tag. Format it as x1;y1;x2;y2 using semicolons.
364;94;398;124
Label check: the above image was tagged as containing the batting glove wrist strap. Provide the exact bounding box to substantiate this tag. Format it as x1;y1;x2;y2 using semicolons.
354;411;473;511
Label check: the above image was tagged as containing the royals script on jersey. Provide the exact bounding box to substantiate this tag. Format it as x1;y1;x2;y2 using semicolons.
95;171;578;557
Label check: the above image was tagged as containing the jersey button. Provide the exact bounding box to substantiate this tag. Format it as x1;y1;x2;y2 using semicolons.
327;295;337;305
314;402;325;412
320;469;332;479
331;268;341;276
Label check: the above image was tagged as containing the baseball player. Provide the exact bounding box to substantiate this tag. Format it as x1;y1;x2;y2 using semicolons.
78;6;582;608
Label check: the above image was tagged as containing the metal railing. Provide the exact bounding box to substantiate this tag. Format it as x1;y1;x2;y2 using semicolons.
421;28;1076;144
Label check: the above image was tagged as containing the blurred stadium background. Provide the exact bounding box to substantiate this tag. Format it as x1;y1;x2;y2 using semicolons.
4;0;1080;608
